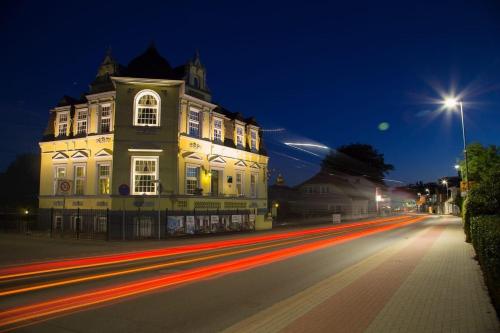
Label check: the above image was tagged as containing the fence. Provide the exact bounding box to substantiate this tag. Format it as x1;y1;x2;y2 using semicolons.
34;208;256;240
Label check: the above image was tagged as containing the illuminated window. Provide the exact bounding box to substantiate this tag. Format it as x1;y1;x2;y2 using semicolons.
186;165;200;194
236;126;244;146
74;165;86;195
132;157;158;195
76;110;88;135
213;118;222;142
134;90;160;126
97;164;111;195
57;112;68;137
250;174;257;198
100;104;112;133
53;166;66;194
250;130;257;150
188;108;200;137
235;172;244;196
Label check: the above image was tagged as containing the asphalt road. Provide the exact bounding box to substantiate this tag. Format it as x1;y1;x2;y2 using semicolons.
0;215;431;332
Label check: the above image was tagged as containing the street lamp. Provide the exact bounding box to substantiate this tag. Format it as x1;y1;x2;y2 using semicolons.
443;97;470;193
441;179;449;199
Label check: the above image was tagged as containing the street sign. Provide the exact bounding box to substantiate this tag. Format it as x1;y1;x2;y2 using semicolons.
118;184;130;196
57;180;71;195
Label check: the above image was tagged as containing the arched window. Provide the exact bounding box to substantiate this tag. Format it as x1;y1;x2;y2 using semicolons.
193;76;200;89
133;90;161;126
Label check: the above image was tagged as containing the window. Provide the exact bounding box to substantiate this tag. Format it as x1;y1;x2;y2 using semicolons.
74;165;86;195
193;76;200;88
57;112;68;137
236;126;244;146
188;108;200;137
100;105;111;133
213;118;222;142
134;90;160;126
53;166;66;194
97;164;111;195
76;110;87;135
250;130;257;150
210;169;221;195
250;174;257;198
236;172;244;196
132;157;158;195
186;165;200;194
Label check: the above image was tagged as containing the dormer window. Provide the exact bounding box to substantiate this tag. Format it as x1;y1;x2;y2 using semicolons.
250;129;257;150
134;90;160;126
236;126;244;147
213;118;222;142
188;108;201;137
76;110;88;135
193;76;200;89
57;112;68;137
100;104;112;133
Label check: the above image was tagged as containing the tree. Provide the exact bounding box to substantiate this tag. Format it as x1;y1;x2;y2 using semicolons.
460;143;500;182
0;153;40;211
321;143;394;184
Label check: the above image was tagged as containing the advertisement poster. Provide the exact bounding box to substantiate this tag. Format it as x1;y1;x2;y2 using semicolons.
231;215;242;224
167;216;183;235
210;215;219;232
186;216;195;234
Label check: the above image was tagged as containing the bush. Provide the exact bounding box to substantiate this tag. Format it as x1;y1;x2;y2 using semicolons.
462;198;471;242
470;215;500;315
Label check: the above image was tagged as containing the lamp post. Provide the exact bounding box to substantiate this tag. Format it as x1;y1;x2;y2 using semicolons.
443;98;470;193
441;179;449;200
153;179;162;240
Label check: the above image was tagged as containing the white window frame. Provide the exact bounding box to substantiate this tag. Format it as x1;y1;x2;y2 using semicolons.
133;89;161;127
97;162;111;195
235;171;244;197
131;156;159;195
188;107;201;137
250;173;258;198
236;125;244;147
250;129;257;150
213;117;222;142
74;164;86;195
57;112;69;137
76;109;88;135
185;164;201;195
53;165;67;194
100;104;112;133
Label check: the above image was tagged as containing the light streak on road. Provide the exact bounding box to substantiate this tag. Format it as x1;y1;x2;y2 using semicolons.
0;217;411;297
0;216;408;281
0;216;425;330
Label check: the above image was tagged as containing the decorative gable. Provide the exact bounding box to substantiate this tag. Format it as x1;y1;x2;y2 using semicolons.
234;160;247;167
52;152;69;160
71;151;88;159
95;148;113;157
182;152;203;161
250;162;260;169
209;155;226;164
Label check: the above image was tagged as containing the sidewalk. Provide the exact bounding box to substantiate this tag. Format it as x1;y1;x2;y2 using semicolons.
226;216;499;333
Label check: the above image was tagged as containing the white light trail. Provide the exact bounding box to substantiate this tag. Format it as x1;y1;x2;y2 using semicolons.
283;142;330;149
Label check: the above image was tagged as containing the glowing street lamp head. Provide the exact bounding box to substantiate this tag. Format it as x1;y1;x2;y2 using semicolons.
443;97;459;109
454;164;460;170
441;179;448;185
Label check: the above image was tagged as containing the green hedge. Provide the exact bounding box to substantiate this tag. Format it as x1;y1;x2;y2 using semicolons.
462;198;471;242
470;215;500;315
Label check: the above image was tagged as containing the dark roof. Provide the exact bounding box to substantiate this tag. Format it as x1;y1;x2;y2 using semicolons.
296;172;370;200
214;106;259;125
56;95;78;107
125;44;172;79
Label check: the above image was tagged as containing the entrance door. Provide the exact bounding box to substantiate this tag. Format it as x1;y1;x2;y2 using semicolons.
211;170;220;195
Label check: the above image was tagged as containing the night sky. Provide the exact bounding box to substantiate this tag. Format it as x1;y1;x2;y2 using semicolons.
1;1;500;186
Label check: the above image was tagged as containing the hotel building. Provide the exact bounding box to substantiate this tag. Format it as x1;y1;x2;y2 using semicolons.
38;45;270;236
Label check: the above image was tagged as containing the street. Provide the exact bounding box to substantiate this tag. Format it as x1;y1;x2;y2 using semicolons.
0;215;497;332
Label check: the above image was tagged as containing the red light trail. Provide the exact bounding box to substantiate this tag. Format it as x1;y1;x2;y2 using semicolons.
0;216;408;280
0;216;425;331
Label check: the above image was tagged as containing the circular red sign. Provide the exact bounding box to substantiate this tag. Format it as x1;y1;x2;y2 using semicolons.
59;181;70;192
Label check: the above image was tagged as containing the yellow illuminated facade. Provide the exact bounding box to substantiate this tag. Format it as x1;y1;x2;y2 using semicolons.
39;46;270;230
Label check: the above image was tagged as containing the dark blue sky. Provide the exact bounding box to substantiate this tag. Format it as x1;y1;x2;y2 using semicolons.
1;0;500;185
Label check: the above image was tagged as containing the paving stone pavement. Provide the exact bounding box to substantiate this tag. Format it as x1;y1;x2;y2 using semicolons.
225;216;499;333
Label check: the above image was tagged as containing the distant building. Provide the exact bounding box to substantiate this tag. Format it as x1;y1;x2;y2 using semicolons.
268;172;379;222
38;45;270;235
